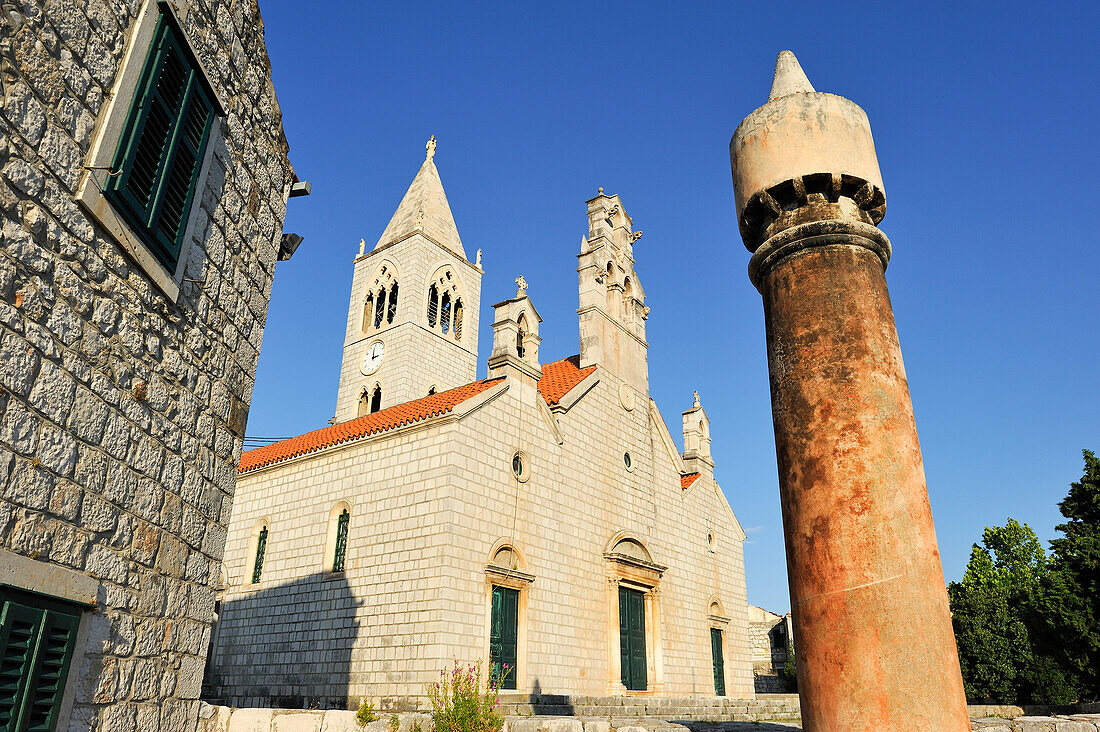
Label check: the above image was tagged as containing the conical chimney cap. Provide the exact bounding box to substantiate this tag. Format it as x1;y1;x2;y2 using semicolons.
768;50;815;101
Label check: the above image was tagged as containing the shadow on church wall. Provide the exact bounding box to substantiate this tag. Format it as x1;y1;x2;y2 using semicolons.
203;572;361;710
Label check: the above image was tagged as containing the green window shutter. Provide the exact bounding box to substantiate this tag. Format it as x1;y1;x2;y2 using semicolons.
618;587;647;691
489;586;518;690
333;510;349;572
106;9;215;272
0;588;83;732
711;627;725;696
252;526;268;584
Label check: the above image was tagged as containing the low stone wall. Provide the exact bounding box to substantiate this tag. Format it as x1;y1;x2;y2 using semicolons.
494;694;801;722
970;714;1100;731
197;697;803;732
197;705;435;732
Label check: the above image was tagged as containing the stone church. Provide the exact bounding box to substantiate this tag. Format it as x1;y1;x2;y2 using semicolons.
207;139;753;708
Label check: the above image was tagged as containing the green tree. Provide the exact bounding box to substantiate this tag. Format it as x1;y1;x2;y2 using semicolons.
1033;450;1100;702
948;519;1045;703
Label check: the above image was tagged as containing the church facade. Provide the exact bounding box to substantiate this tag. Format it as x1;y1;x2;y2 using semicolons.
207;140;754;708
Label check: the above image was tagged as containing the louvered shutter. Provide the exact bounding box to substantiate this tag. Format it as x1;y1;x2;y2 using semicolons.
0;589;83;732
0;602;41;731
107;10;215;271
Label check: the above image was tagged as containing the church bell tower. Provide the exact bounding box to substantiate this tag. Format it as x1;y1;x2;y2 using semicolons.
577;190;649;395
334;138;482;422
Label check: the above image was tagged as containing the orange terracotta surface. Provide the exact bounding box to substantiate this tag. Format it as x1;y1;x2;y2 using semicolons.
239;355;596;474
761;245;969;730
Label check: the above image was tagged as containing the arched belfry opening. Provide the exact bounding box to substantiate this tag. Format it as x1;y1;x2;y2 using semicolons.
516;313;528;359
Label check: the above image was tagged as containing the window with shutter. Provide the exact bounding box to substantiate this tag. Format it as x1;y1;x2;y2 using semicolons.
252;526;268;584
0;586;85;732
104;8;216;272
333;509;350;572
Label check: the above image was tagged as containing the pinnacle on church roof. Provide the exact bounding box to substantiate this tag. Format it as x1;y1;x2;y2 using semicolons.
769;50;815;101
373;136;466;259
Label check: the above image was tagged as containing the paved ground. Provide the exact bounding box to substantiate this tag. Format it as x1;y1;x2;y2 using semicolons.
971;715;1100;731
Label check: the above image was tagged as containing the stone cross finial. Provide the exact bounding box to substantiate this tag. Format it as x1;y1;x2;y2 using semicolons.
515;275;527;296
693;391;700;408
425;135;436;162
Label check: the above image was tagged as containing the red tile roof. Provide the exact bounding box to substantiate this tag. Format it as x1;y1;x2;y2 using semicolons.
538;355;597;405
239;355;597;474
238;377;502;474
681;473;700;489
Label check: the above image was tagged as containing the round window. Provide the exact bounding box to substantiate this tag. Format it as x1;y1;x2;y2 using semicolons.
511;450;530;482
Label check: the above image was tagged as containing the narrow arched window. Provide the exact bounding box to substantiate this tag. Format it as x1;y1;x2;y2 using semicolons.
440;293;451;334
333;509;350;572
252;525;268;583
427;386;436;395
370;385;382;414
387;283;399;323
374;287;386;328
362;294;373;332
427;284;439;327
357;390;369;417
516;314;527;359
453;299;463;340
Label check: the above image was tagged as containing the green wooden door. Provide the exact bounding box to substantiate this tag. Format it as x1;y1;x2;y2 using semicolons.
0;587;82;732
618;587;647;691
711;627;726;696
490;586;518;689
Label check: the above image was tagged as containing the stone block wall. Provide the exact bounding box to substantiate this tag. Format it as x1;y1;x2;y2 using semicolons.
212;366;754;706
746;606;792;694
0;0;292;728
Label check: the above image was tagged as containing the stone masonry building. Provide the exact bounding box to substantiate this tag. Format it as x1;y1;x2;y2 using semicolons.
0;1;298;730
207;142;754;709
746;605;792;693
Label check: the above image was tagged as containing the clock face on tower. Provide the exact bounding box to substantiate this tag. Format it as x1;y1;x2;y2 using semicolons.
361;340;385;375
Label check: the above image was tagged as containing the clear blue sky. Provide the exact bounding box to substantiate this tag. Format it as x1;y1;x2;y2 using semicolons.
249;1;1098;613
